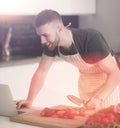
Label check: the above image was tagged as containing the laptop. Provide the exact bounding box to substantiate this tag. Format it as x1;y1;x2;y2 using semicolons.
0;84;31;117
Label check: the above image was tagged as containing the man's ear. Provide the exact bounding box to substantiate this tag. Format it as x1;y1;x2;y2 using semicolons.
57;24;62;33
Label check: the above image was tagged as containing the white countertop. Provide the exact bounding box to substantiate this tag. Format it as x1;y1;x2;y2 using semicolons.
0;116;41;128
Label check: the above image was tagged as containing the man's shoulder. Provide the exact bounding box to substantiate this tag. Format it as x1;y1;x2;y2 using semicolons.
70;28;101;35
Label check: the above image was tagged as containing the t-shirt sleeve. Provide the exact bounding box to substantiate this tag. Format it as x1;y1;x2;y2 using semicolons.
43;46;58;57
82;32;110;64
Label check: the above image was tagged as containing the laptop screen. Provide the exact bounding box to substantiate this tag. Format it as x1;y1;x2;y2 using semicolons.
0;84;18;117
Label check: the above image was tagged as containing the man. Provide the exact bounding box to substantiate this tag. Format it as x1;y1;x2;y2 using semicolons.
16;9;120;110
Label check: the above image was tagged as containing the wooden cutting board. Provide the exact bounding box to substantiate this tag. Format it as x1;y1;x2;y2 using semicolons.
10;105;95;128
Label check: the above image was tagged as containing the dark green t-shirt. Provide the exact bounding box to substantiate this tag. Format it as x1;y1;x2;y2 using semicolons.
43;28;110;64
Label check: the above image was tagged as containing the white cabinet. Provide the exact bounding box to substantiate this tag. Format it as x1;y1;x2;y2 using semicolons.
0;0;96;15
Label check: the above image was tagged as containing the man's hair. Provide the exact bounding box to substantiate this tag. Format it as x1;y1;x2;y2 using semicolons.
35;9;63;27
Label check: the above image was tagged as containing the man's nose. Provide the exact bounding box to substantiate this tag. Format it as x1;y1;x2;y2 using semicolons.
41;36;47;44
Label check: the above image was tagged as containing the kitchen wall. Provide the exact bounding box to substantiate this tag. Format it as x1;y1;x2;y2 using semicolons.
79;0;120;53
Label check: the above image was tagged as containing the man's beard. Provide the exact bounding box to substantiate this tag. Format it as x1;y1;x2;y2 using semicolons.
48;33;60;51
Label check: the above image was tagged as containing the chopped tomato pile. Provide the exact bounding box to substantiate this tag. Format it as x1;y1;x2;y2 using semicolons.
40;107;87;119
85;105;120;127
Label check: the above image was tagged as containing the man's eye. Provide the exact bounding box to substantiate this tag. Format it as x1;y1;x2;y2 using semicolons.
42;34;48;38
44;35;48;38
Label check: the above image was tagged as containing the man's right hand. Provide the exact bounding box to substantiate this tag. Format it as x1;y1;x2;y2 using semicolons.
16;100;32;109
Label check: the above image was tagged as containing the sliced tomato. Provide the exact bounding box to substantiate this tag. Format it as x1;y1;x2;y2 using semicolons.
77;108;86;116
64;109;75;119
101;117;110;125
56;109;75;119
56;110;66;118
106;112;116;122
40;106;88;119
40;108;58;117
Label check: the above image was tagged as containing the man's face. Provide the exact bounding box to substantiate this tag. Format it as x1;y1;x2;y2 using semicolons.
36;22;60;50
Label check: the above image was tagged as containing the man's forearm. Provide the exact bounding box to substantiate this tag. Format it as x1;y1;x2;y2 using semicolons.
26;72;46;103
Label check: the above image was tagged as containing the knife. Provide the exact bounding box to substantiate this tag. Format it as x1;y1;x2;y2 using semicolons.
67;95;95;109
67;95;85;106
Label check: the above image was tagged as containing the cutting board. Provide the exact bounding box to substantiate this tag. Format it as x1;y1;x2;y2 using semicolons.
10;105;95;128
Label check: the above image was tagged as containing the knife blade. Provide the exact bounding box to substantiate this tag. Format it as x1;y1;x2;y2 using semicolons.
66;95;84;106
